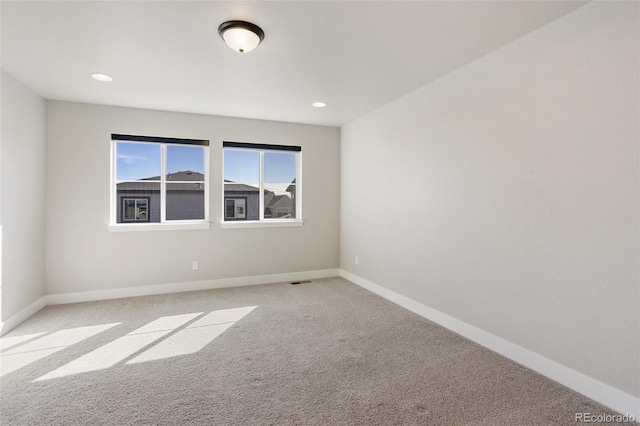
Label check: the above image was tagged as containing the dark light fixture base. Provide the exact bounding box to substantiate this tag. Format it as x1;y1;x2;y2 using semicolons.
218;20;265;43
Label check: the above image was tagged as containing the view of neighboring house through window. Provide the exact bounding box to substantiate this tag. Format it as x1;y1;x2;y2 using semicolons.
112;134;209;225
223;142;300;222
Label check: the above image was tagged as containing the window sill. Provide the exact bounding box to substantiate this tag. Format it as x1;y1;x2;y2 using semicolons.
220;220;304;229
108;222;211;232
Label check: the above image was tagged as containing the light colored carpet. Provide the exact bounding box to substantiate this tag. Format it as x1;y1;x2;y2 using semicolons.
0;277;625;425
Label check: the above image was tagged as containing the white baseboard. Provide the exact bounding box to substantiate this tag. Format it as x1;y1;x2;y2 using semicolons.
45;269;340;305
0;296;47;337
339;269;640;420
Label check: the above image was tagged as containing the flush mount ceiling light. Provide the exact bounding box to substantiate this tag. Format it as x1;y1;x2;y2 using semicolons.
91;73;113;82
312;102;327;108
218;20;265;53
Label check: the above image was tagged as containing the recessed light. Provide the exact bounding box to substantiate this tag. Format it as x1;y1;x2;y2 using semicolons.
312;102;326;108
91;73;113;82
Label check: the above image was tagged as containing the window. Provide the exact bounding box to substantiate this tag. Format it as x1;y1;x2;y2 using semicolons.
223;142;301;224
122;198;149;222
225;198;247;220
111;134;209;227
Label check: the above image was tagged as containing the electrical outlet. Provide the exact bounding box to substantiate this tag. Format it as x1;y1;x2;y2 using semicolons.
192;261;199;270
355;256;359;266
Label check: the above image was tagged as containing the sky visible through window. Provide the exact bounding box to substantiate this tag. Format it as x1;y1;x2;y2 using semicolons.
116;142;204;181
116;143;296;193
224;150;296;187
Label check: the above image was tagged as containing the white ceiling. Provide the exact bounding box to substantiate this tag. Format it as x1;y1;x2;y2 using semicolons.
1;1;588;127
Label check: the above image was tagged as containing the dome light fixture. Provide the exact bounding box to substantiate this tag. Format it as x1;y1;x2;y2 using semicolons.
312;101;327;108
218;20;265;53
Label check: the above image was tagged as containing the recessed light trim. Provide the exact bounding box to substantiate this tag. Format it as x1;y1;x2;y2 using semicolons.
312;102;327;108
91;73;113;82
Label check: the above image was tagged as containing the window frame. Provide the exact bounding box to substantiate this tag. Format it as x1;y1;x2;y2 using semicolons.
109;134;210;232
221;142;302;228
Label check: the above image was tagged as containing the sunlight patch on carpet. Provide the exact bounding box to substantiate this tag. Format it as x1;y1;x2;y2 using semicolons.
34;313;201;381
126;306;257;364
0;332;47;352
1;323;120;377
32;306;257;381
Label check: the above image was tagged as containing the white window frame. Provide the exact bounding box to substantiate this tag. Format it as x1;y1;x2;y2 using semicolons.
221;142;302;229
109;134;210;232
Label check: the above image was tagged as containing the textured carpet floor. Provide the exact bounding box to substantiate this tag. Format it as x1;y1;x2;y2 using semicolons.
0;277;625;425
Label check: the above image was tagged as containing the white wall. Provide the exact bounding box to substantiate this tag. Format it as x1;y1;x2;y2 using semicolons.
1;70;46;321
46;101;340;295
341;0;639;400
